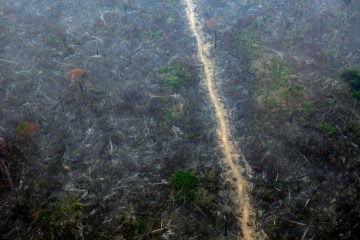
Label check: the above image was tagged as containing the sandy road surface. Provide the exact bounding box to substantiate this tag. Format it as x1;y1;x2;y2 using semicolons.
183;0;267;239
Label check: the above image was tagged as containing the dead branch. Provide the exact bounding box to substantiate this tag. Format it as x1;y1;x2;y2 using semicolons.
289;220;306;226
0;58;15;63
286;174;309;181
0;158;17;199
192;204;206;216
304;199;311;208
134;227;168;239
301;226;309;240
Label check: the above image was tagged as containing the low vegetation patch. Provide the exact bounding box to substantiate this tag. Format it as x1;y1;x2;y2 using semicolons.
341;66;360;99
171;170;199;203
236;23;262;59
156;65;191;90
319;123;337;137
15;122;39;140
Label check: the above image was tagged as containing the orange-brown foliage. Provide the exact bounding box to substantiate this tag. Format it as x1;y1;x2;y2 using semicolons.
67;68;88;80
206;17;223;29
207;18;216;29
15;122;39;140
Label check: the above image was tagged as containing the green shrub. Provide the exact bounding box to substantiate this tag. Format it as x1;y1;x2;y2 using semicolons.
132;219;146;235
347;123;360;142
253;56;302;113
40;211;53;225
48;34;62;45
171;170;198;203
319;123;337;137
352;90;360;99
160;107;178;129
236;24;262;59
156;65;191;90
267;57;292;88
53;193;83;220
194;188;215;208
168;0;177;6
303;100;315;112
341;66;360;99
28;194;84;239
254;56;292;99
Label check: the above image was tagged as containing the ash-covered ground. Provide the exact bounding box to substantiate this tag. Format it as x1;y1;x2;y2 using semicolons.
1;0;360;239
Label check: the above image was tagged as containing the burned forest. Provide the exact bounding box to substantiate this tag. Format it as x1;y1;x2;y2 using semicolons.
1;0;360;239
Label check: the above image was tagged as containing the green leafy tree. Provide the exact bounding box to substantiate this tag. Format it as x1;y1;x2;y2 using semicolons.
171;170;198;203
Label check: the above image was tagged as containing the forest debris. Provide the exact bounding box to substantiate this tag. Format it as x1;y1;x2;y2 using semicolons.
192;204;206;216
0;157;17;199
352;223;359;230
351;172;360;184
287;174;309;181
134;227;168;239
63;165;71;171
301;226;309;240
0;58;15;63
289;220;306;226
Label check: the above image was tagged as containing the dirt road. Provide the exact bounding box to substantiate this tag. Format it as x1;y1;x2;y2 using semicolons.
183;0;266;239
